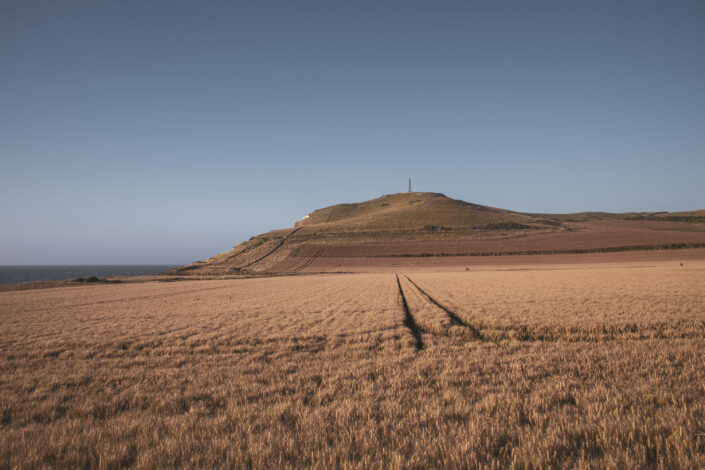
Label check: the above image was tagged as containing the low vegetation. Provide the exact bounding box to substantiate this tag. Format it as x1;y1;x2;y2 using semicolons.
72;276;106;283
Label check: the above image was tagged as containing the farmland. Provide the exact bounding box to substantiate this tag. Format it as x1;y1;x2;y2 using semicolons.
169;192;705;275
1;261;704;468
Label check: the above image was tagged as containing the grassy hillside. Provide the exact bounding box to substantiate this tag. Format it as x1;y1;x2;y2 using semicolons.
168;193;557;274
167;193;705;275
296;192;545;230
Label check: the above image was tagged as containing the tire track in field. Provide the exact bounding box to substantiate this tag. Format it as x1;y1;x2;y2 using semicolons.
239;228;302;270
399;276;703;343
293;248;323;273
403;275;483;340
395;274;424;350
174;239;267;272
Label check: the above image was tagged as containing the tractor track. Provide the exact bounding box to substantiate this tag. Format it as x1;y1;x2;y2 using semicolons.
223;240;265;261
395;274;424;350
239;228;302;270
402;275;483;339
293;248;323;273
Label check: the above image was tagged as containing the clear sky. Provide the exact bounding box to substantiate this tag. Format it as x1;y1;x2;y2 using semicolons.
2;1;704;265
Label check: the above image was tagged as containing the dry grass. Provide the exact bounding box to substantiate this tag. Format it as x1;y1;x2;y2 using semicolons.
411;264;705;341
1;265;705;468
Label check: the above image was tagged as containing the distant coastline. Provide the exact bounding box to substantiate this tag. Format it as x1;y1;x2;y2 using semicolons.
0;265;178;285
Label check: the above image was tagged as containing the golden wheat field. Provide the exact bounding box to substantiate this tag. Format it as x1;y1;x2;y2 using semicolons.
1;262;705;468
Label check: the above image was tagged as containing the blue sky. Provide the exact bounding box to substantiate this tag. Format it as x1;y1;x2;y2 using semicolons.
2;1;704;264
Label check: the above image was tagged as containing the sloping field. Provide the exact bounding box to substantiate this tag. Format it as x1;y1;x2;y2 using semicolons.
279;221;705;259
294;192;540;229
170;191;705;275
1;264;705;468
275;246;705;273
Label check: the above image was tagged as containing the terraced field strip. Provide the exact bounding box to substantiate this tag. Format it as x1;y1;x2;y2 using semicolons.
224;240;265;260
239;227;302;269
375;242;705;258
395;274;423;350
293;248;323;273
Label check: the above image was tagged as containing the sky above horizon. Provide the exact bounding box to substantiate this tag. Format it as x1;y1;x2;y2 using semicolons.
2;1;705;264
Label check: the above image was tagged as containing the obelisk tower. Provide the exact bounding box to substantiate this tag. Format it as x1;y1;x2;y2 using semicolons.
408;178;411;193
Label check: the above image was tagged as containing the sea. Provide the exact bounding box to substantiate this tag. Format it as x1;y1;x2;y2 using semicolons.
0;265;179;285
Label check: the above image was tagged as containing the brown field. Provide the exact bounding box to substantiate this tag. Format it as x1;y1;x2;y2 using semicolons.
177;220;705;275
285;221;705;259
170;193;705;275
2;261;705;468
276;247;705;273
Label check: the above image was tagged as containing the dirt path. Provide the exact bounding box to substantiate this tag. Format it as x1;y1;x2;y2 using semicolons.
293;248;322;273
239;228;302;269
223;240;265;261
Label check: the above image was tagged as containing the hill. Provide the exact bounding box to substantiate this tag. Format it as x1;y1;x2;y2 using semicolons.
167;193;705;275
295;192;544;229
